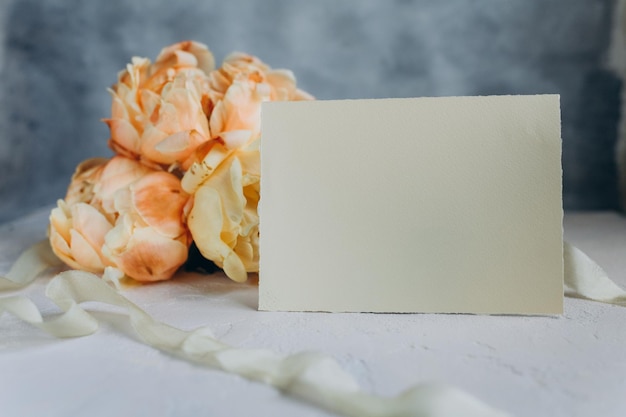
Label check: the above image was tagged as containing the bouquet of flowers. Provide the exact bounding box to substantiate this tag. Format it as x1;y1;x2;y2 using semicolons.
48;41;313;283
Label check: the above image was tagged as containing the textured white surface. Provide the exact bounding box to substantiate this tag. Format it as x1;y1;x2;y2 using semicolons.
260;96;563;313
1;209;626;417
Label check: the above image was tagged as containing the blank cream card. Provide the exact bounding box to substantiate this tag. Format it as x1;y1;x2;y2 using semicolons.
259;95;563;314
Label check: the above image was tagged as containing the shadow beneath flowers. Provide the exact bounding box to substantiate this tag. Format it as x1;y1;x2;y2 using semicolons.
170;271;259;311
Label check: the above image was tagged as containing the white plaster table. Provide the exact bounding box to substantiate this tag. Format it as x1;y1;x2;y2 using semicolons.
1;208;625;417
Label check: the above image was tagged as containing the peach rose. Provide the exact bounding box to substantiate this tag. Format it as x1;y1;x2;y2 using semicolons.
93;155;154;215
207;52;314;103
183;52;314;180
102;170;191;282
64;157;109;206
50;156;191;282
105;41;214;170
49;158;113;273
49;200;114;274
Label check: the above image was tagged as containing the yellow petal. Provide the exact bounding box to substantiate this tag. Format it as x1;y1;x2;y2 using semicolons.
188;186;232;263
222;251;248;283
180;141;231;194
187;157;256;282
237;139;261;182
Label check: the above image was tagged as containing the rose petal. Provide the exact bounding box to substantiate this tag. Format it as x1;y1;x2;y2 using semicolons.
155;40;215;75
95;156;153;213
109;227;189;282
180;141;231;194
222;251;247;283
49;227;72;261
221;130;252;150
131;172;189;238
106;118;142;157
71;203;113;255
69;229;105;272
188;186;231;261
49;202;72;243
155;130;192;153
209;80;263;138
188;157;255;282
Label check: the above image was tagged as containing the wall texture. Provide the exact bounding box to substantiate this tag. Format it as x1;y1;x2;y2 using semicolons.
610;0;626;208
0;0;620;223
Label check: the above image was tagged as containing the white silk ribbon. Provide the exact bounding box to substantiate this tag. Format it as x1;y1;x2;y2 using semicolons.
0;240;63;291
1;240;624;417
563;242;626;305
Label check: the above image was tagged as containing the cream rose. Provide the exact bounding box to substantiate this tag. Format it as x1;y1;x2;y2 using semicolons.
182;53;313;282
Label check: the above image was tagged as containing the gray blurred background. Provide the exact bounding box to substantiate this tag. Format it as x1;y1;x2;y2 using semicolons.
0;0;621;224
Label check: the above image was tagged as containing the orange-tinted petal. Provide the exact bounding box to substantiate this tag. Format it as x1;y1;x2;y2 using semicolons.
108;226;188;282
69;229;106;273
95;156;154;213
106;118;142;157
131;171;189;238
